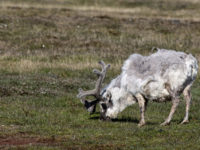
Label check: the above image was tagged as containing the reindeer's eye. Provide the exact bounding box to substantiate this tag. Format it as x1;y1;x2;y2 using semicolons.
106;91;112;100
108;99;113;107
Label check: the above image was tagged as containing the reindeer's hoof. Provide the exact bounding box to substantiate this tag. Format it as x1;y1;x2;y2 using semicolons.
180;120;189;124
160;121;170;126
138;121;145;127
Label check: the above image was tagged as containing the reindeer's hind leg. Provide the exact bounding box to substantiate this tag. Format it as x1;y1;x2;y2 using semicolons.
181;84;192;124
161;84;180;126
161;96;180;126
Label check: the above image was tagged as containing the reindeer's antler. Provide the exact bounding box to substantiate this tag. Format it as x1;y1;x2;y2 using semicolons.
77;61;110;114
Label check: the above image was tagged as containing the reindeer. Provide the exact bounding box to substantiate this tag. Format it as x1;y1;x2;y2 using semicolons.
77;49;198;126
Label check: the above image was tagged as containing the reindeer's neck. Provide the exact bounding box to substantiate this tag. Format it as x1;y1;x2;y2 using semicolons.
107;75;122;89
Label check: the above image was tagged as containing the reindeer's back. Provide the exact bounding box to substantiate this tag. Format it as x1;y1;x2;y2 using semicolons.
123;49;190;78
121;49;198;100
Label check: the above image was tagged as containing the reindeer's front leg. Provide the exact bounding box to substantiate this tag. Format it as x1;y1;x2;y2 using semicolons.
136;93;146;127
161;96;180;126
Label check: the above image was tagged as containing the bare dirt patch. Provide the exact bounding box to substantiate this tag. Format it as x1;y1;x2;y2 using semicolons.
0;135;57;146
0;136;38;146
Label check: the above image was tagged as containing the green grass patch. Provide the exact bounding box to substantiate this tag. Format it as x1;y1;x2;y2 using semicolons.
0;1;200;149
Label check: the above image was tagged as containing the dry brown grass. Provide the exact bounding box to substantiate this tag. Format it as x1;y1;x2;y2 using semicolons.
0;57;122;73
1;1;200;21
0;0;200;74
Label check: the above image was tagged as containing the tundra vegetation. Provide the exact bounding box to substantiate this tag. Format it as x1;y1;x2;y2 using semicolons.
0;0;200;149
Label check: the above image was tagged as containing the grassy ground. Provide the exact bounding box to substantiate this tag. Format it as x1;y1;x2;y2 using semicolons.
0;0;200;149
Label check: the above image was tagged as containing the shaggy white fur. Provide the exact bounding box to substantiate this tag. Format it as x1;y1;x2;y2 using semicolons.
103;49;198;121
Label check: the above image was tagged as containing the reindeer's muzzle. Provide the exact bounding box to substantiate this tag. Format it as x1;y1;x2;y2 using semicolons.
100;112;111;121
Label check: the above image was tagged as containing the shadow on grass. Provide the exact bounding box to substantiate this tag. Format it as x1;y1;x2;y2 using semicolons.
90;115;139;123
90;115;159;125
112;118;139;123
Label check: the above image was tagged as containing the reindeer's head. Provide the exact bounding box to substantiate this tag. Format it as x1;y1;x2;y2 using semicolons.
77;61;137;121
77;61;114;121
